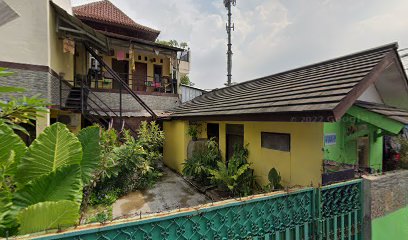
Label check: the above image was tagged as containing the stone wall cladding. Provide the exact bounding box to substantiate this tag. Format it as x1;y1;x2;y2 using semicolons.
0;68;61;105
362;170;408;239
88;91;181;112
365;170;408;219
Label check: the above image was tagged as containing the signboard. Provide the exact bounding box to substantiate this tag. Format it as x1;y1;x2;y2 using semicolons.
324;133;336;146
63;38;75;55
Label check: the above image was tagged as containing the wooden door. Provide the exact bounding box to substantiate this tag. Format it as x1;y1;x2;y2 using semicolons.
357;137;370;168
226;124;244;161
111;59;129;89
133;62;147;91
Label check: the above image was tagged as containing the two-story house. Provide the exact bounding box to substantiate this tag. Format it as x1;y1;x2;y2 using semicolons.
0;0;186;136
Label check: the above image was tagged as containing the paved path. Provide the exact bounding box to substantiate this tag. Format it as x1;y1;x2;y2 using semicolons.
112;167;210;218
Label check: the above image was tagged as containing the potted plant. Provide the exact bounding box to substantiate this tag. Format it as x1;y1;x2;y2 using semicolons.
188;124;201;141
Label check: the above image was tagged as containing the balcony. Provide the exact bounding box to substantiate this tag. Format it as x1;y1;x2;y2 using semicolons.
70;71;178;96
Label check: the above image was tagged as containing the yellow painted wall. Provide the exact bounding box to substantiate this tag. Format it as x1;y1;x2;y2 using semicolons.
36;109;50;137
163;120;191;173
164;120;324;187
76;45;172;89
50;109;82;134
49;6;74;81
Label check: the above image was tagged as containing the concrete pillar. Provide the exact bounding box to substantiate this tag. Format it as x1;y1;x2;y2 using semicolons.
36;109;50;137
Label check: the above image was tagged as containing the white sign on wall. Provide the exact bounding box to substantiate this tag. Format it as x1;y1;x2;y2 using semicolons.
324;133;337;146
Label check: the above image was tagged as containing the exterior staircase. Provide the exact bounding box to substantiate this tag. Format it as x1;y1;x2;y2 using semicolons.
60;44;156;134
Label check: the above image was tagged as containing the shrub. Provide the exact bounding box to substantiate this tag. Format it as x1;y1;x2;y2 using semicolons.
182;138;220;184
398;136;408;169
264;168;283;192
187;123;201;140
208;144;256;197
85;121;164;208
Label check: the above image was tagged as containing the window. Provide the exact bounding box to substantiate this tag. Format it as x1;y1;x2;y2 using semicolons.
261;132;291;152
207;123;219;144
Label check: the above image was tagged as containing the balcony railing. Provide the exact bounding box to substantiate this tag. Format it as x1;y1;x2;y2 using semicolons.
71;70;177;94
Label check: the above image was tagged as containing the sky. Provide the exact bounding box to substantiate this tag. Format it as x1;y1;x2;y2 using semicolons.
71;0;408;90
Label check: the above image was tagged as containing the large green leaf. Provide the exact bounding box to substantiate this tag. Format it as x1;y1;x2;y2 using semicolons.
0;123;26;175
15;123;82;184
0;189;18;237
17;200;80;235
77;126;101;185
13;165;83;210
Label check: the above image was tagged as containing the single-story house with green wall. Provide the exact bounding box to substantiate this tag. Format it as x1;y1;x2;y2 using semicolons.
161;43;408;187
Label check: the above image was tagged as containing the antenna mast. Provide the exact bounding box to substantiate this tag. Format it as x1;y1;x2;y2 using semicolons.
224;0;236;86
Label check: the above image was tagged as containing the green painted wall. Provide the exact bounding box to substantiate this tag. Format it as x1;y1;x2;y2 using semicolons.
324;120;357;165
372;206;408;240
323;114;383;171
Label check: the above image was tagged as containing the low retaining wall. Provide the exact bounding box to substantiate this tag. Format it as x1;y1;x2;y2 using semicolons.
363;170;408;240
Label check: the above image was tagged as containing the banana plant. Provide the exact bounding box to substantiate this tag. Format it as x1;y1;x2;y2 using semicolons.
0;122;101;236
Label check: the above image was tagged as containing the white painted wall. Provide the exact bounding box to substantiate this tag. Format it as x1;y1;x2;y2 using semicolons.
358;84;384;104
0;0;49;66
181;85;204;103
0;0;73;68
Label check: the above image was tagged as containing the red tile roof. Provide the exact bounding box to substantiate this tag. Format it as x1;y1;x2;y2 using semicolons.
73;0;160;35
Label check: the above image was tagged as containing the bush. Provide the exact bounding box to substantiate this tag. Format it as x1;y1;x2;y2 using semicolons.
398;136;408;169
84;121;165;209
208;144;256;197
182;138;220;185
89;189;120;206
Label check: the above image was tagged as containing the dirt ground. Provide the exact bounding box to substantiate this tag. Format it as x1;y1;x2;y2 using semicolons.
112;167;210;218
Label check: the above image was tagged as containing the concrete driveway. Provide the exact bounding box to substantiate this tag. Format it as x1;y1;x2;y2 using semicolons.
112;167;210;218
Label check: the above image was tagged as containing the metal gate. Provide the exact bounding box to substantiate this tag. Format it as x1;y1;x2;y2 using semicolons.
35;180;362;240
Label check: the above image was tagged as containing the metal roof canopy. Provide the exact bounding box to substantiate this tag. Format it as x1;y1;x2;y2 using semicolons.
51;1;110;53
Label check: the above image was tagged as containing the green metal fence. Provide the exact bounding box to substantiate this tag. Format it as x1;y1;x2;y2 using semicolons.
35;179;362;240
316;180;363;240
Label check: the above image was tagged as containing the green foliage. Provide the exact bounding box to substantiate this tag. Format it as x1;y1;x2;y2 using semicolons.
77;126;101;185
15;123;83;184
0;68;13;77
17;201;80;235
84;121;164;211
89;189;119;206
0;123;101;236
187;123;201;140
0;123;26;177
138;121;165;153
397;136;408;169
156;39;188;49
208;144;256;196
13;165;83;210
267;168;283;191
182;138;220;184
86;205;112;224
180;75;194;86
0;71;48;135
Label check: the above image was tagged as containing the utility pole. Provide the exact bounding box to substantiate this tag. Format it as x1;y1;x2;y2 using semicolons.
224;0;236;86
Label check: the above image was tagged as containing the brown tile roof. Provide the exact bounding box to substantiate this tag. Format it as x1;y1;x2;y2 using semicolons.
73;0;160;34
169;43;405;122
356;101;408;125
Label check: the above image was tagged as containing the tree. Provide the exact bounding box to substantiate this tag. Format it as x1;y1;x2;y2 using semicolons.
180;75;194;86
156;39;189;50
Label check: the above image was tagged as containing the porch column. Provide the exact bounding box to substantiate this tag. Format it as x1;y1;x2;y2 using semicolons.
36;109;50;137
